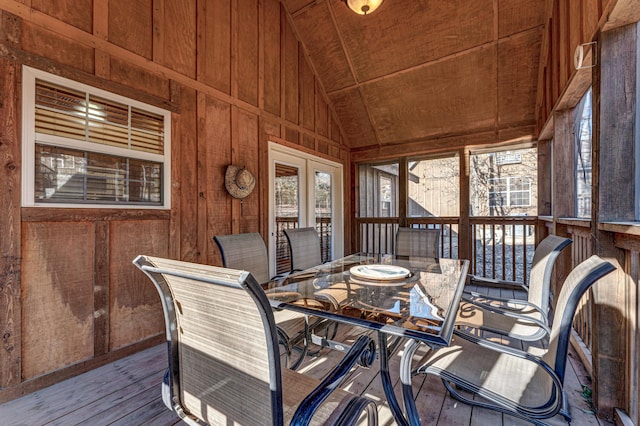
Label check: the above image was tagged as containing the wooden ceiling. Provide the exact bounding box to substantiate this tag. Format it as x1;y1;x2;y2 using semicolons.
283;0;546;150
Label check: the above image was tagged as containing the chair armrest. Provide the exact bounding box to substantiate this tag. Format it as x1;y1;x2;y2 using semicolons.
467;274;528;292
459;300;551;335
462;292;547;318
290;335;377;425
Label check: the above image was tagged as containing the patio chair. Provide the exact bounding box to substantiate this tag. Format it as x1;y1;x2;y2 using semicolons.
133;255;378;426
402;255;616;425
395;227;440;258
214;232;324;370
457;234;572;341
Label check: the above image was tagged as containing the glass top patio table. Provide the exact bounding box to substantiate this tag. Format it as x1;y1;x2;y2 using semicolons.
264;253;470;347
265;253;469;425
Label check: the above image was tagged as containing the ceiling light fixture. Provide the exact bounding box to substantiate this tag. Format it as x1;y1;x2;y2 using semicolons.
344;0;383;15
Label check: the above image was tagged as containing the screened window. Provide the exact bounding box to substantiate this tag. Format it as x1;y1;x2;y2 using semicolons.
470;147;537;216
22;66;171;208
575;88;592;218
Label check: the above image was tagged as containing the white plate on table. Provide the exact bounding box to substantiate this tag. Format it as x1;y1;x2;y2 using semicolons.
349;264;411;281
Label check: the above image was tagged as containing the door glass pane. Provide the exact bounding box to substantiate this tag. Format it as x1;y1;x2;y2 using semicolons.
275;163;300;274
315;171;332;262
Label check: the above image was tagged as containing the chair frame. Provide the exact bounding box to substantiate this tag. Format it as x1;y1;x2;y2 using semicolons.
133;255;378;426
401;255;616;425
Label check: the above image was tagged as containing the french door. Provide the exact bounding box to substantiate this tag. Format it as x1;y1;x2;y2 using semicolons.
268;142;343;276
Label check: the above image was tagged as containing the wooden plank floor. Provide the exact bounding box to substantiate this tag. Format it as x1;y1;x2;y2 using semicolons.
0;323;612;426
0;283;612;425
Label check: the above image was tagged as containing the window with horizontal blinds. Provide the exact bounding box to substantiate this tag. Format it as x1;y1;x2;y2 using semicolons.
23;66;171;208
35;80;164;155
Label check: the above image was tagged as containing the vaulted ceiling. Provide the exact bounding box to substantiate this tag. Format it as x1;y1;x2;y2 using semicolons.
283;0;546;151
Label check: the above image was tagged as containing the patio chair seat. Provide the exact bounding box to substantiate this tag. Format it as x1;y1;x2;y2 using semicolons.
403;255;616;425
133;255;378;426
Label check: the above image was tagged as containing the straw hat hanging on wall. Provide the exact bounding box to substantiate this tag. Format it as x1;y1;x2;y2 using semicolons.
225;165;256;199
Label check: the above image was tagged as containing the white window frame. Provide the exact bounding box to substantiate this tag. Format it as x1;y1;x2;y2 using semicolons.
21;66;171;209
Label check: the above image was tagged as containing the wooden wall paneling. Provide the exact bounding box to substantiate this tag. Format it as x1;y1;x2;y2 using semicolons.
551;3;559;104
317;91;328;137
93;0;110;79
176;85;198;262
197;0;231;94
0;58;21;389
299;51;315;133
108;220;168;351
30;0;92;32
152;0;165;65
161;0;196;78
284;15;299;140
237;0;259;106
598;24;636;221
206;96;233;264
263;0;281;115
558;0;570;92
21;22;95;74
93;221;110;357
569;1;583;56
107;0;152;60
551;109;574;218
169;82;181;260
109;58;171;100
583;0;603;40
21;222;95;379
537;139;552;216
235;108;260;234
196;92;208;264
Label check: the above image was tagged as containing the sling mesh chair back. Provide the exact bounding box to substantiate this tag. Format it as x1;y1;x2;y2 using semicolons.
402;255;616;425
133;255;378;426
395;227;440;258
283;227;323;272
214;232;318;370
458;234;572;341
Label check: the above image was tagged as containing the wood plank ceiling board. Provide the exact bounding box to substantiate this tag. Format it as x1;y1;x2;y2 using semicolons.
285;0;548;149
497;28;543;127
289;1;357;92
333;0;495;83
329;87;378;148
362;47;497;145
498;0;547;37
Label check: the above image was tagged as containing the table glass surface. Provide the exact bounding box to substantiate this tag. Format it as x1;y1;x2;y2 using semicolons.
264;253;469;346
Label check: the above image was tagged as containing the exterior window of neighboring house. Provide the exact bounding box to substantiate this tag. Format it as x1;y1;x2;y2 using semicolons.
489;177;531;208
379;175;392;217
22;66;171;208
575;87;592;218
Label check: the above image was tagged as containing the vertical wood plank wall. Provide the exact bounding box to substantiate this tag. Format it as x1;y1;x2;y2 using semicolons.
0;0;349;401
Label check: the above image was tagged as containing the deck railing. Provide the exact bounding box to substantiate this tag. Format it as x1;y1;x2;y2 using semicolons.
566;224;594;357
355;216;537;286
